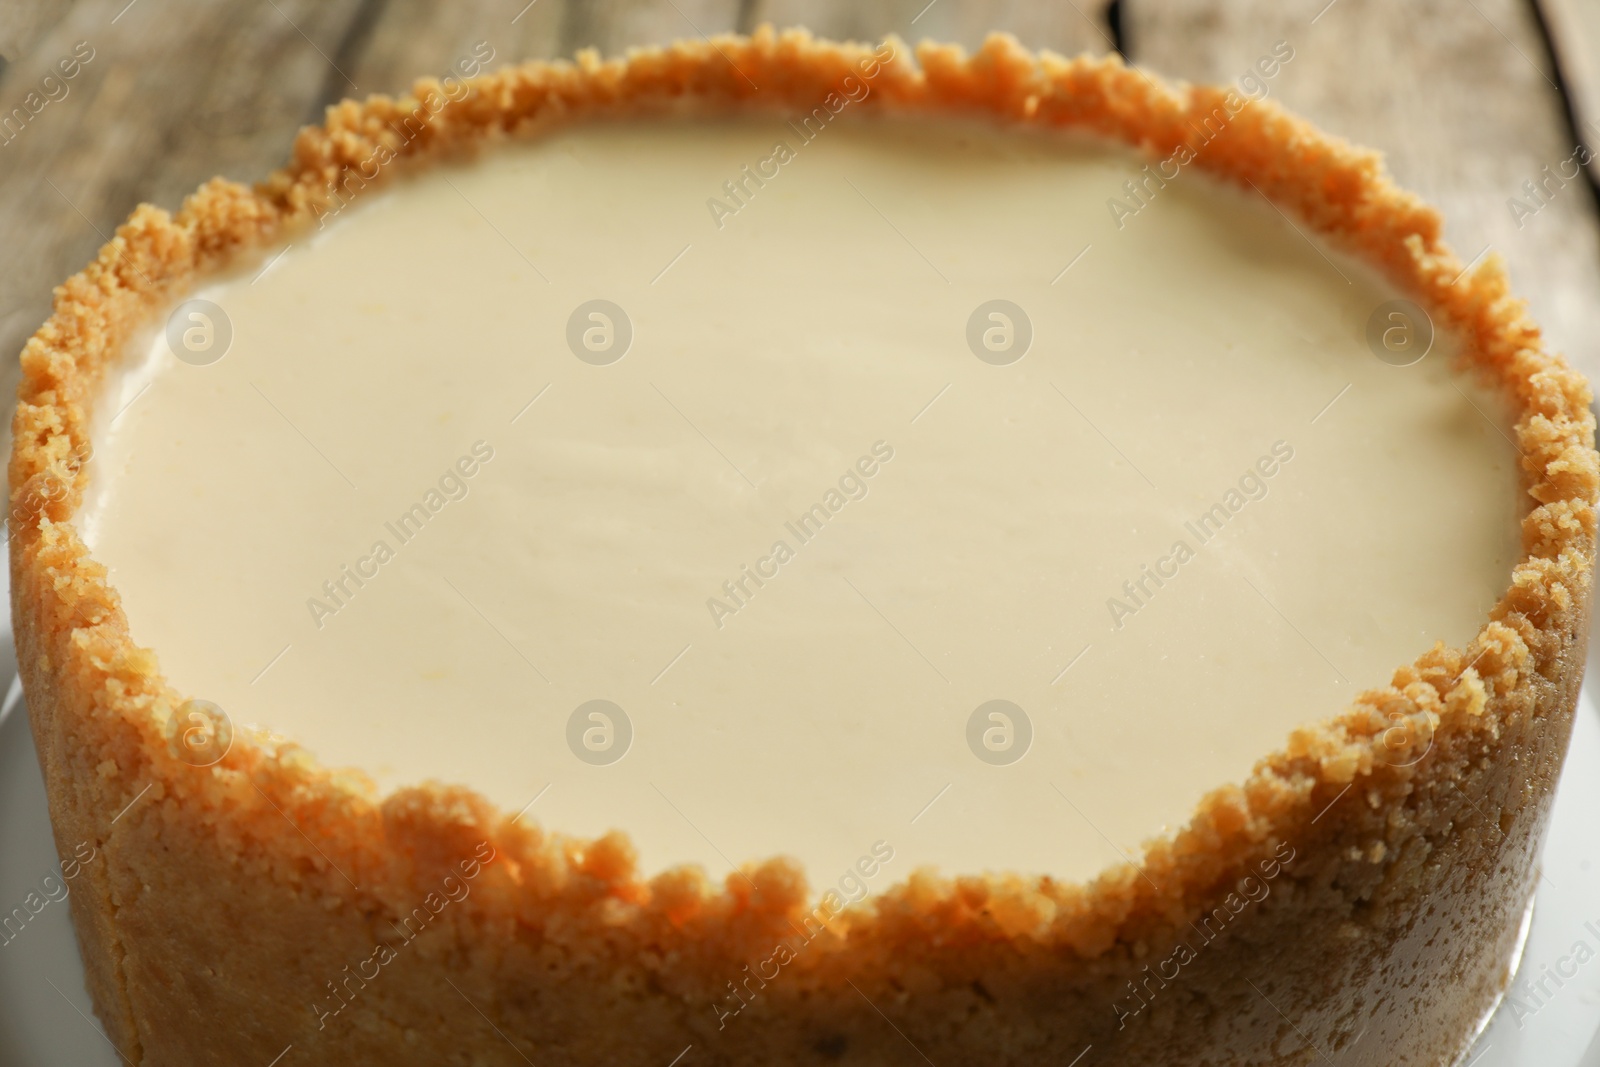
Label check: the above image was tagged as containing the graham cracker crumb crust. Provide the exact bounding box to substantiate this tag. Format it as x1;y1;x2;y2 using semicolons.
9;26;1596;1066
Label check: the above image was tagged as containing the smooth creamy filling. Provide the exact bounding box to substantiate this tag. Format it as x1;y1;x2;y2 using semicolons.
84;116;1520;887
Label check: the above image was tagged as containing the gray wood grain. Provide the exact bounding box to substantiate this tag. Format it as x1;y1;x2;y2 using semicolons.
1125;0;1600;383
1540;0;1600;177
337;0;753;96
336;0;560;97
0;1;74;67
747;0;1113;55
0;0;369;410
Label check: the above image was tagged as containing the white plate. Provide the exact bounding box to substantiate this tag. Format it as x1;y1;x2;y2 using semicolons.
1;577;1597;1064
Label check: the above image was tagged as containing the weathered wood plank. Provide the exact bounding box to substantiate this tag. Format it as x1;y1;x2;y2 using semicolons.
0;0;372;414
556;0;745;58
0;1;73;67
1124;0;1600;383
338;0;748;95
747;0;1114;56
335;0;561;96
1539;0;1600;179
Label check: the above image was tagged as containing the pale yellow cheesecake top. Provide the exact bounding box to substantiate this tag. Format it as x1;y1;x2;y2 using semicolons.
82;115;1520;886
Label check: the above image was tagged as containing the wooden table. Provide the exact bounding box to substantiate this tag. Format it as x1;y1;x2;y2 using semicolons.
2;0;1598;404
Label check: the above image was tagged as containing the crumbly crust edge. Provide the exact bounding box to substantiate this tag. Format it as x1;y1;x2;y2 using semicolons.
10;26;1597;967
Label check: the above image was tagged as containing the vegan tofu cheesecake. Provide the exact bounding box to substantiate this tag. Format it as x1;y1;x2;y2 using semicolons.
10;28;1597;1067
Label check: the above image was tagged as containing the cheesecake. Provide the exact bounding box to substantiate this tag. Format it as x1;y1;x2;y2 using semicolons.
11;28;1597;1067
